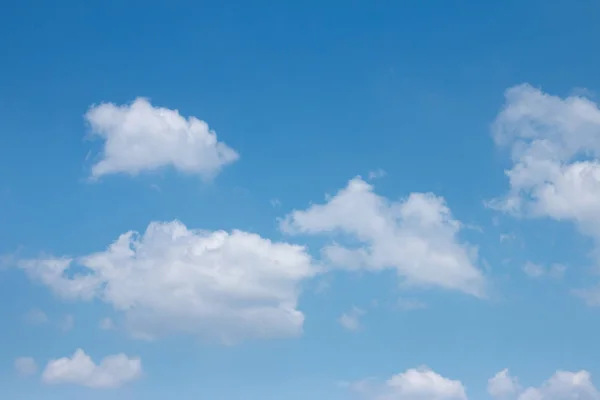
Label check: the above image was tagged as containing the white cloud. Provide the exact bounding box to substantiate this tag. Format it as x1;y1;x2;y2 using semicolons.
280;177;486;297
85;98;239;179
485;369;600;400
42;349;141;389
338;307;365;331
15;357;38;376
99;317;115;331
346;366;467;400
488;369;520;399
517;370;600;400
490;84;600;298
24;309;48;325
490;84;600;242
348;368;600;400
19;258;98;301
19;220;318;342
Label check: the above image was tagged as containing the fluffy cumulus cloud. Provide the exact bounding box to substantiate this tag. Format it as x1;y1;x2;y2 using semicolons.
19;220;318;342
281;177;485;296
491;84;600;237
346;366;467;400
85;98;239;179
42;349;141;388
517;370;600;400
490;84;600;300
488;369;520;399
487;369;600;400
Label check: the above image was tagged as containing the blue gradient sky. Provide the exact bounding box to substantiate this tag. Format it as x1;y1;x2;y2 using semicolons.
2;1;600;399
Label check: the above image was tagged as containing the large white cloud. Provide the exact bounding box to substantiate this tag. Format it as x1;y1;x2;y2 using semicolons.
85;98;239;179
42;349;141;388
280;177;486;296
491;84;600;233
490;84;600;299
346;366;467;400
19;221;318;342
488;369;600;400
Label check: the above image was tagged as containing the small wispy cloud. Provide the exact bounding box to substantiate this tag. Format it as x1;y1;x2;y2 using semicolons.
573;286;600;307
570;87;595;98
367;169;386;180
270;198;282;208
523;262;566;279
397;298;427;311
338;307;365;331
99;317;115;331
59;314;74;332
500;233;516;243
15;357;38;376
24;309;48;326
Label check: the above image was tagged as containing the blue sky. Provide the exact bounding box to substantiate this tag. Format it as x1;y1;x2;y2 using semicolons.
2;0;600;399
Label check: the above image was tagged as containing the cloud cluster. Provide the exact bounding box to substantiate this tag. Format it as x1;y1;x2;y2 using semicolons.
20;220;318;342
20;176;489;342
347;367;600;400
281;177;486;296
86;98;239;179
42;349;141;389
491;84;600;301
488;369;600;400
12;88;600;395
491;84;600;239
346;366;467;400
